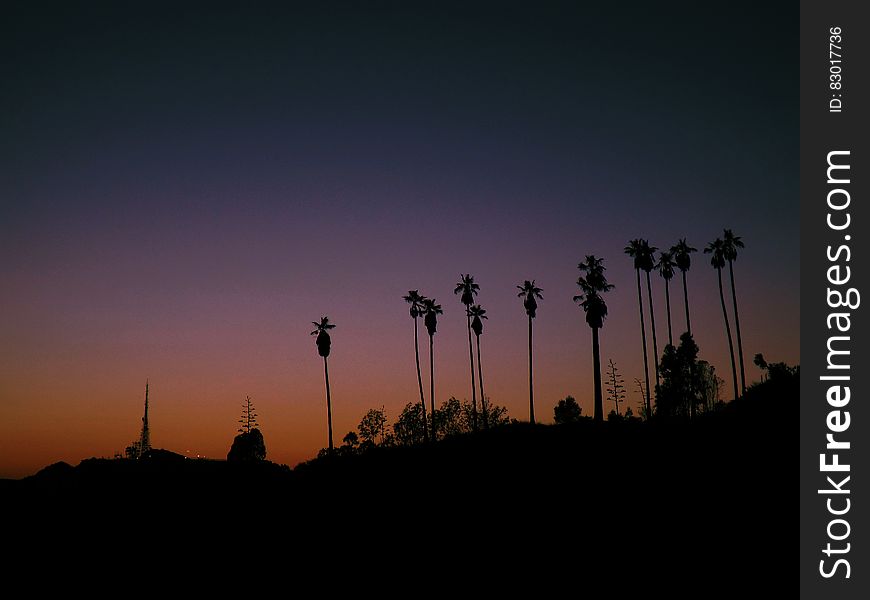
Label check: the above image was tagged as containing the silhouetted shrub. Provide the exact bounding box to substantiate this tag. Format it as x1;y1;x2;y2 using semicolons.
554;396;582;424
227;428;266;462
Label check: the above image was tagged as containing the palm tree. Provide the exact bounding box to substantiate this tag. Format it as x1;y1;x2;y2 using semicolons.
422;298;442;441
469;304;488;428
311;316;337;452
671;238;697;336
517;280;543;424
403;290;429;442
574;255;614;422
624;239;652;418
704;239;739;401
723;229;747;395
656;250;676;347
639;240;660;388
454;274;480;431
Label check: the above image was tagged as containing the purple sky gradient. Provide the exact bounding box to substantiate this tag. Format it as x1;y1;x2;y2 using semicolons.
0;1;798;477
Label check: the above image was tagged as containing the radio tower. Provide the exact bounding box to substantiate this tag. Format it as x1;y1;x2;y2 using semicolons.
139;380;151;455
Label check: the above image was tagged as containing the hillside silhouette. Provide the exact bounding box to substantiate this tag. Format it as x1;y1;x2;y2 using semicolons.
4;371;795;587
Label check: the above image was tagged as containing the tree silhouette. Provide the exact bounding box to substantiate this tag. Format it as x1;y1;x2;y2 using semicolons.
340;431;359;456
422;298;443;441
238;395;259;434
554;395;582;424
639;240;660;389
671;238;697;336
433;397;467;437
454;274;480;431
704;239;739;401
359;407;388;446
229;397;265;462
469;304;489;429
754;352;768;382
517;280;543;424
605;359;625;416
574;256;614;422
655;332;707;419
227;428;266;462
656;250;676;346
403;290;429;442
625;239;653;418
723;229;747;395
311;316;337;452
393;402;427;446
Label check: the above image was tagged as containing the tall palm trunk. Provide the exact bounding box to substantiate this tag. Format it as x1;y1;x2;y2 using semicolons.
428;333;436;441
645;271;660;388
413;318;429;442
592;326;603;422
728;260;746;395
635;269;652;418
324;357;333;451
664;278;673;347
475;333;487;429
716;267;739;401
528;314;535;424
682;270;691;336
466;311;478;431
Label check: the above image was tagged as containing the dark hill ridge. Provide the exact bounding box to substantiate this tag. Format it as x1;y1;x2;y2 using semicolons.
3;376;795;587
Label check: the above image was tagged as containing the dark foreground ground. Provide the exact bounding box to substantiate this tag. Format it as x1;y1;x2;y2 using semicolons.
2;377;795;589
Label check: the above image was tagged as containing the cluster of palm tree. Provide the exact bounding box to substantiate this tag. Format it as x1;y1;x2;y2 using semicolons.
309;229;747;451
705;229;747;400
402;290;445;442
624;230;746;411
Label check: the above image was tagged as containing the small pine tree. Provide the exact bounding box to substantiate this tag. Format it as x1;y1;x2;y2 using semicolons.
239;395;259;434
605;359;626;416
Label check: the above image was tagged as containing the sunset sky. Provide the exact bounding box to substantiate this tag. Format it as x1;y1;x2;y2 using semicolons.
0;1;797;478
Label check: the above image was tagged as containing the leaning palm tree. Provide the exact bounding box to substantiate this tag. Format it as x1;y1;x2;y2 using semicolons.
575;255;614;422
403;290;429;442
671;238;697;336
624;239;652;418
454;274;480;431
639;240;660;388
469;304;488;428
422;298;443;441
723;229;747;395
656;250;677;347
311;316;337;452
517;280;543;424
704;239;739;401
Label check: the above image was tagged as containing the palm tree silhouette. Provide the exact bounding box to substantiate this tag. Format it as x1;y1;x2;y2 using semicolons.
723;229;747;395
574;255;614;422
624;239;652;418
705;239;739;401
469;304;488;428
311;316;337;452
671;238;697;336
517;280;543;424
454;274;480;431
656;250;676;347
422;298;442;441
403;290;429;442
639;240;660;389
